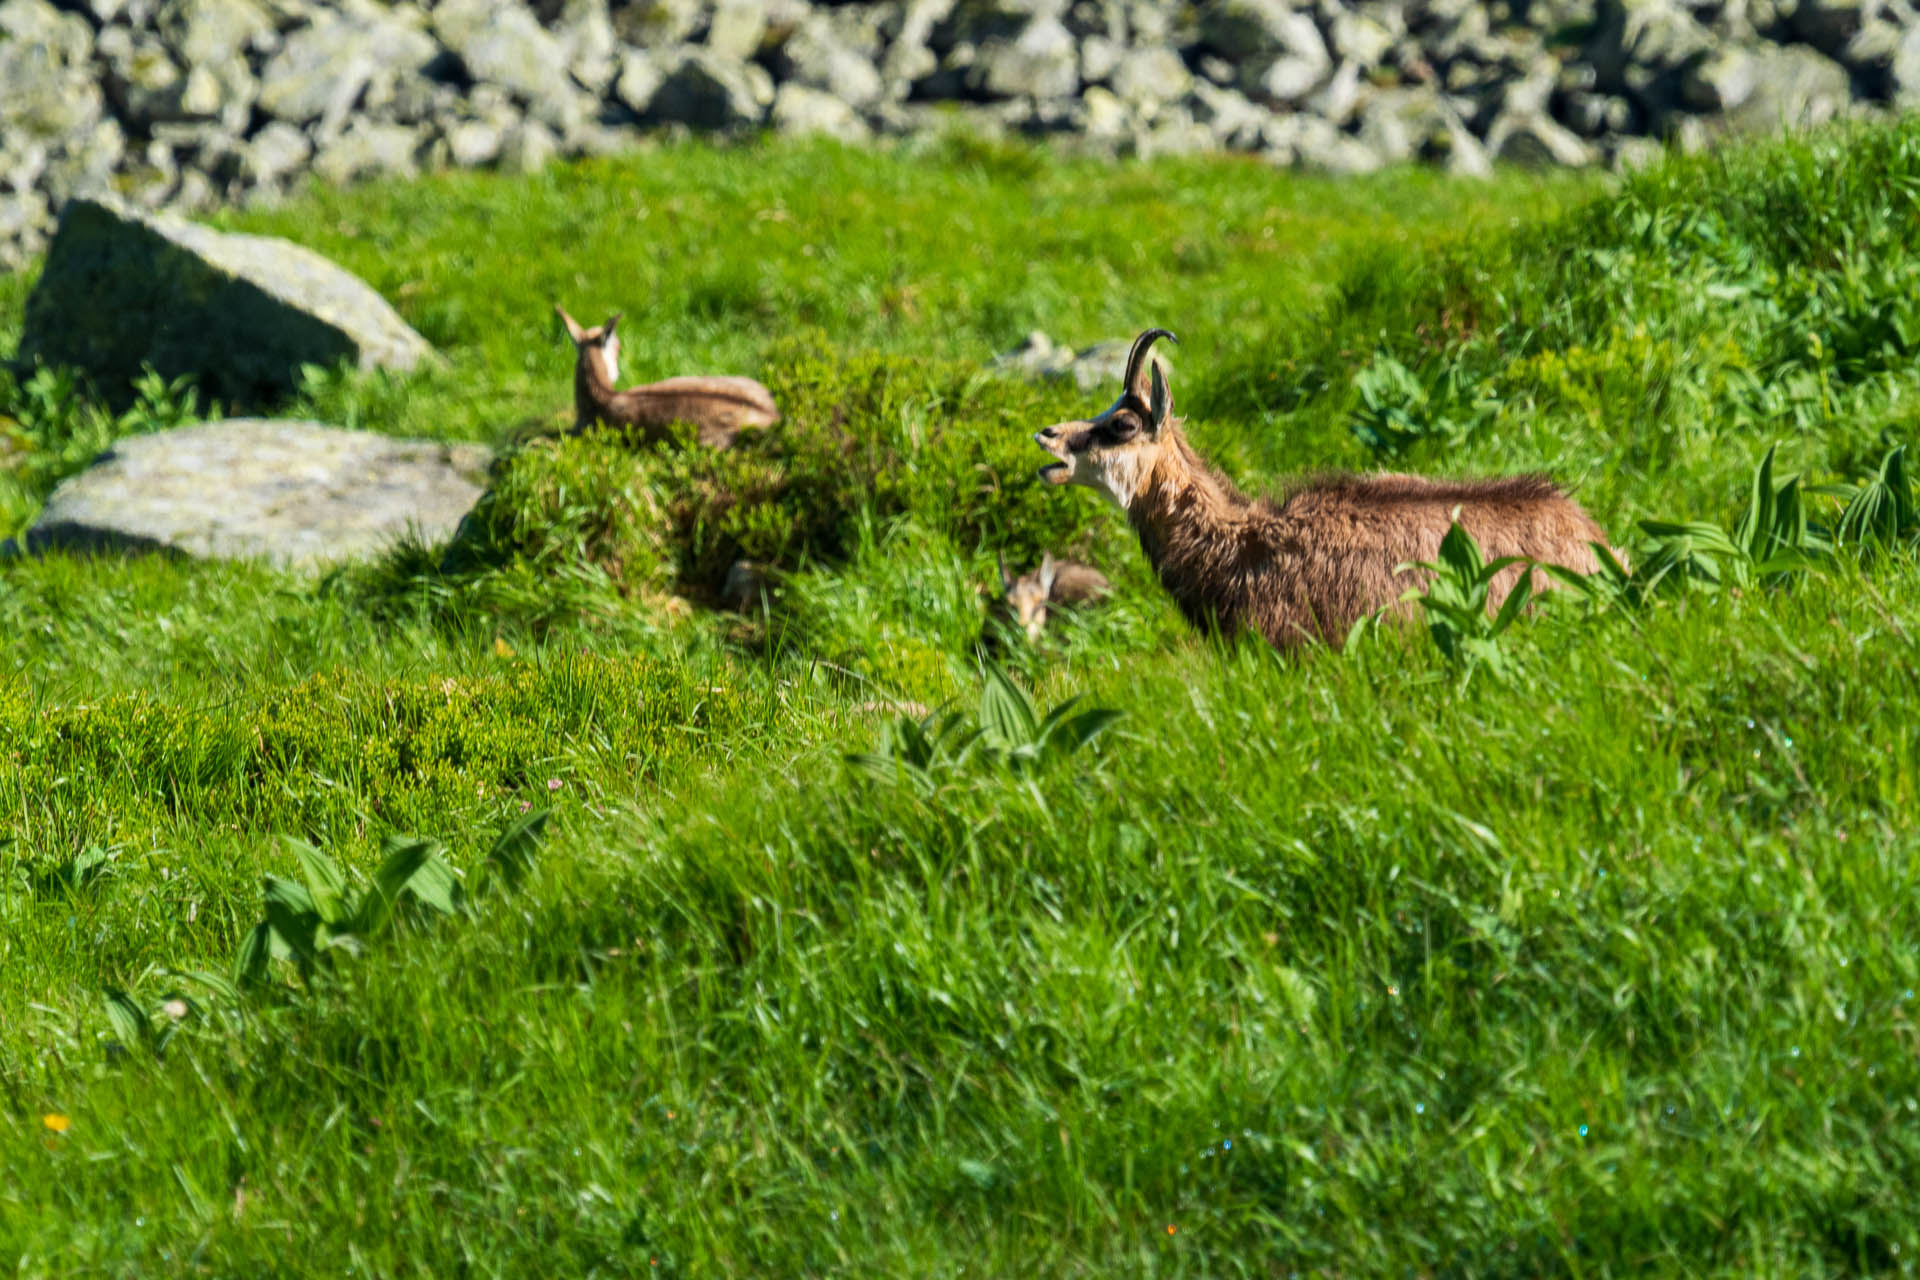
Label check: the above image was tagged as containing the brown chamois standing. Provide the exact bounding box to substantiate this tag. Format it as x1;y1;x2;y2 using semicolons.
556;305;780;448
1032;328;1617;652
996;551;1112;643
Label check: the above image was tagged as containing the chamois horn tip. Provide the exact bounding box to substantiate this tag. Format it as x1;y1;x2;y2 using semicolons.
1123;327;1179;399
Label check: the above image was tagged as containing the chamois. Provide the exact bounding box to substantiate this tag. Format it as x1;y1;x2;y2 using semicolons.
996;551;1112;643
1032;328;1615;652
556;305;779;448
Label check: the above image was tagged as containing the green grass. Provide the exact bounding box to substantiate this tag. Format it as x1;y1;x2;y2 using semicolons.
6;128;1920;1274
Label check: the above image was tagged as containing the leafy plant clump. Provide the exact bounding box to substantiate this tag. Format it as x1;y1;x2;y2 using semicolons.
362;341;1108;631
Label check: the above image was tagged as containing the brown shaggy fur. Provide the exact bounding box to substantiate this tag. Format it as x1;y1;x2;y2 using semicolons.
1034;329;1616;652
557;305;779;448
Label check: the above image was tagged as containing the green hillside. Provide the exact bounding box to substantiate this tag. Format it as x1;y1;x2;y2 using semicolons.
4;127;1919;1274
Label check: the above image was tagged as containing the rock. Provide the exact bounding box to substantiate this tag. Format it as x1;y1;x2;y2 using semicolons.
1789;0;1871;56
1226;7;1334;106
1680;45;1758;110
1587;0;1716;95
435;0;590;131
0;0;92;65
1560;89;1636;135
612;0;704;46
780;14;888;107
614;47;668;116
1109;45;1194;112
643;47;775;127
977;15;1079;99
1079;33;1124;82
706;0;768;59
1187;81;1271;149
0;0;105;148
1079;84;1134;137
156;0;274;66
256;10;437;128
553;0;617;93
770;82;873;142
1892;24;1920;104
0;190;52;270
1306;59;1363;124
1721;44;1850;134
991;330;1174;392
441;117;505;167
18;420;491;569
1272;113;1384;173
239;120;313;187
498;118;559;173
1330;9;1397;67
18;196;438;407
1609;134;1667;170
95;27;186;127
312;120;423;184
1487;108;1598;165
1356;85;1477;165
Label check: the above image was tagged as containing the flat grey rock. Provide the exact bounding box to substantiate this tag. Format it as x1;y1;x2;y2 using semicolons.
18;419;491;568
16;195;437;408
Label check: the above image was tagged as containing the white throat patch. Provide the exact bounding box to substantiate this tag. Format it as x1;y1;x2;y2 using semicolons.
1076;447;1152;511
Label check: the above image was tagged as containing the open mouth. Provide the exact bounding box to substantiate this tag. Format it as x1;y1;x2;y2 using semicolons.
1033;431;1071;485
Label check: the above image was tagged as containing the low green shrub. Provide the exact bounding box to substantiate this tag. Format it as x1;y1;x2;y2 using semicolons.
360;338;1114;631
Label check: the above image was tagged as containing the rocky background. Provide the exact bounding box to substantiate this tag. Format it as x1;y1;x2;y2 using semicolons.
3;0;1915;269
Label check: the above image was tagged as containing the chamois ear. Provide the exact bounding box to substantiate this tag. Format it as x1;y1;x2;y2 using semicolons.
998;549;1013;591
1038;553;1058;595
555;304;587;346
1147;360;1172;435
602;312;622;336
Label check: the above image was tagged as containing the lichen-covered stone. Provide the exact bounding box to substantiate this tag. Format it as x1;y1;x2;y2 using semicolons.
18;195;438;408
18;419;491;568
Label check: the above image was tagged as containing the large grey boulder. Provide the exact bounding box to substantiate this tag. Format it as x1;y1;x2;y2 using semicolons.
17;196;438;408
17;419;491;568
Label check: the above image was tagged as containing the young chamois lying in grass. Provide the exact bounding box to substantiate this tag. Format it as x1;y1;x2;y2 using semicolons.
996;551;1111;644
1032;328;1615;652
557;305;779;448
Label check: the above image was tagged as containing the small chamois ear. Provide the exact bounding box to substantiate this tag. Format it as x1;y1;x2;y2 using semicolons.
556;304;587;346
602;312;622;337
998;549;1013;592
1148;361;1171;435
1038;553;1058;595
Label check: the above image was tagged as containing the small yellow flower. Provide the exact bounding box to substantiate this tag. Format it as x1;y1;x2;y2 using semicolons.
42;1114;70;1133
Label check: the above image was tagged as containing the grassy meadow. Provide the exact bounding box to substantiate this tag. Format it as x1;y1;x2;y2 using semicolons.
4;124;1920;1274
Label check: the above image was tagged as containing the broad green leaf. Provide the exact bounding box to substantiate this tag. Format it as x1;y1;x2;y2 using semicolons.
978;662;1038;748
285;837;349;927
102;988;149;1049
357;836;436;935
1487;564;1538;637
477;807;549;897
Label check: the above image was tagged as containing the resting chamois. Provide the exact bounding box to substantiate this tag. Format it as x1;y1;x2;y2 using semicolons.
556;305;779;448
996;551;1112;643
1032;328;1615;651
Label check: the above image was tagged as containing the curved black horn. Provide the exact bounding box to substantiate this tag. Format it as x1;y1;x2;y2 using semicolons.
1123;327;1178;401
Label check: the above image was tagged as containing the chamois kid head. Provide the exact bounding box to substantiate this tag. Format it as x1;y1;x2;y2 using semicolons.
1033;328;1178;511
556;304;622;386
999;551;1060;644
